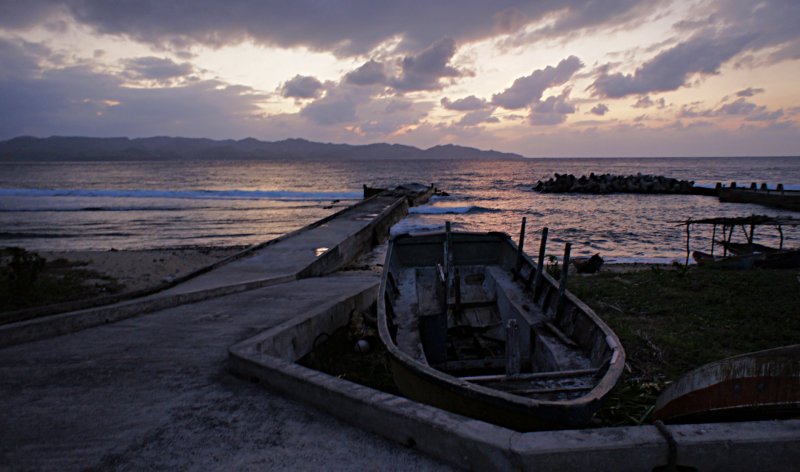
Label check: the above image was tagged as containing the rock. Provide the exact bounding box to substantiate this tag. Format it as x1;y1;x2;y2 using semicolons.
533;173;696;195
574;254;604;274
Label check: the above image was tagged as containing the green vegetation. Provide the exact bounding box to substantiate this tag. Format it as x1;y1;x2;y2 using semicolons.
568;266;800;426
0;247;123;315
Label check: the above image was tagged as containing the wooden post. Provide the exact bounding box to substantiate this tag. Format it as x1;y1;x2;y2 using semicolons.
505;319;520;376
711;224;717;257
556;243;571;317
529;227;548;296
685;223;691;267
778;225;784;250
722;225;728;256
726;224;734;254
514;217;527;280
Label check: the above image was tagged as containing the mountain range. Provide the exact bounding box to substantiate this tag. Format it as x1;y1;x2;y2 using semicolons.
0;136;524;161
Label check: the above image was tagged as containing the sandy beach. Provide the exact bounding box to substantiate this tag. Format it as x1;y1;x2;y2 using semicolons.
38;246;246;293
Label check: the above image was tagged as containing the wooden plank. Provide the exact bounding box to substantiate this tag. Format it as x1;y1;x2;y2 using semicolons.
460;368;598;383
507;385;593;396
506;319;521;376
432;358;507;372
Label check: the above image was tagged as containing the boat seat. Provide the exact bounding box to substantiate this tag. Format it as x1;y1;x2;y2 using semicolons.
484;265;591;372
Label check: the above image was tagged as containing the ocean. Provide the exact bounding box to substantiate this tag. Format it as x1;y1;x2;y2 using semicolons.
1;156;799;263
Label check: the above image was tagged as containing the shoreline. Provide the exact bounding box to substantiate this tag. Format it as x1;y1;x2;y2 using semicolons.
30;245;673;293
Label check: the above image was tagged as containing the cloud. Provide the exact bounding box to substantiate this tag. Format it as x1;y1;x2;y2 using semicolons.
528;89;576;126
280;74;324;99
299;88;358;125
591;32;754;98
679;97;784;123
390;38;463;92
0;3;63;29
0;39;270;139
355;98;432;135
0;1;669;58
589;103;609;116
121;56;194;82
718;98;784;121
632;95;666;109
457;109;498;127
736;87;764;97
506;0;670;47
591;1;800;99
492;56;582;109
440;95;489;111
344;60;386;86
0;38;42;80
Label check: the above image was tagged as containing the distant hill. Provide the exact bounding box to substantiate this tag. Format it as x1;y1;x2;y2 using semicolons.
0;136;524;161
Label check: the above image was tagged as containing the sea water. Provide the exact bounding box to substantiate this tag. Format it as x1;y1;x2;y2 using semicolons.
1;156;798;263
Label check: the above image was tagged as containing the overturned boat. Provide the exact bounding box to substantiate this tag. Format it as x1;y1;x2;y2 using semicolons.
653;344;800;423
377;223;625;431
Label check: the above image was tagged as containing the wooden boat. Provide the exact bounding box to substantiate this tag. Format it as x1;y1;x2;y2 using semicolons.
680;215;800;268
716;240;780;255
377;227;625;431
653;345;800;423
692;250;763;270
755;249;800;269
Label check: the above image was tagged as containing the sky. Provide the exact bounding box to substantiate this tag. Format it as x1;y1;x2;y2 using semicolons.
0;0;799;157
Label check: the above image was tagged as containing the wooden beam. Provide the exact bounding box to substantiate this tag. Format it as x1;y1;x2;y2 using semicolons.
530;227;548;297
514;217;527;280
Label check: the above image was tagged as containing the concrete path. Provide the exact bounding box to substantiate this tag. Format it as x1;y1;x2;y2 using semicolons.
161;193;407;295
0;273;451;471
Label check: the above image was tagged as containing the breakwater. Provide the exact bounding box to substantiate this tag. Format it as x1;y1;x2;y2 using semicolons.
534;173;712;195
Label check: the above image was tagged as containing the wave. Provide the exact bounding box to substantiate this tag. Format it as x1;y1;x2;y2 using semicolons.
0;187;362;202
0;206;193;213
409;205;500;215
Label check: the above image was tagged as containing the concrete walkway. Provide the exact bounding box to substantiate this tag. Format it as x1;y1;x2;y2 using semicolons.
161;191;409;295
0;273;451;471
0;187;428;348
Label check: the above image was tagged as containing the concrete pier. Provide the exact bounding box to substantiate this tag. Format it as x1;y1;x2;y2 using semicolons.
0;184;432;347
718;185;800;211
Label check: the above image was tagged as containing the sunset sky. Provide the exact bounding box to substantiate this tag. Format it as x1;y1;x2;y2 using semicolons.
1;0;799;157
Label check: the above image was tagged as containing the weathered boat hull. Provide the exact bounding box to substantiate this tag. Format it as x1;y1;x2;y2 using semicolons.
387;354;600;430
653;345;800;423
692;250;763;270
377;231;625;431
716;240;780;255
755;250;800;269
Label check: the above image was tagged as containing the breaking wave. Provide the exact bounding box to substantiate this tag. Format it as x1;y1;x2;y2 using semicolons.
0;188;361;202
409;205;500;215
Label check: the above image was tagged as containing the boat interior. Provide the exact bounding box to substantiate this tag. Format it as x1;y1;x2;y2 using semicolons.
383;230;619;402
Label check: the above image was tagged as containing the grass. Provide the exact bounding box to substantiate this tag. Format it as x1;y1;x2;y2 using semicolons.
0;247;124;315
5;245;796;427
568;266;800;425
